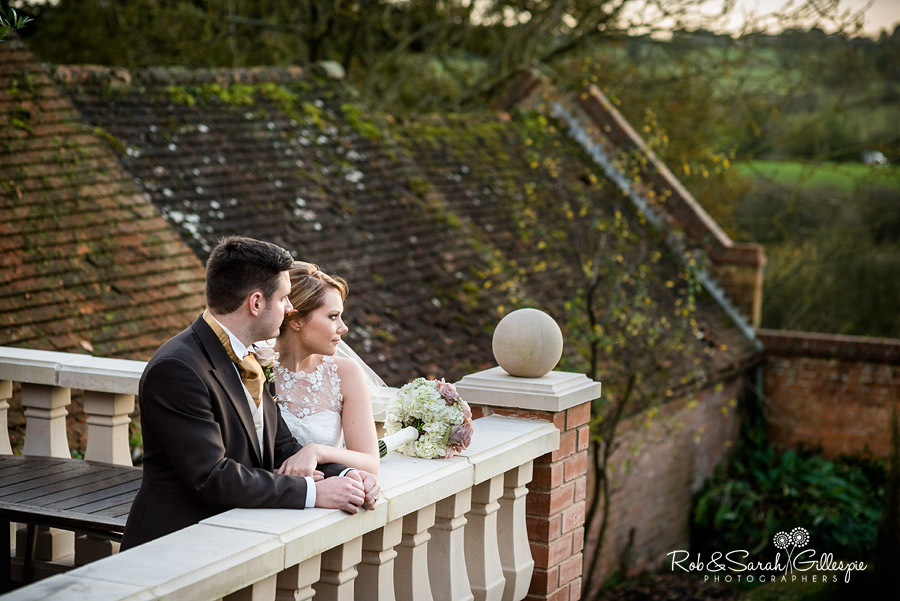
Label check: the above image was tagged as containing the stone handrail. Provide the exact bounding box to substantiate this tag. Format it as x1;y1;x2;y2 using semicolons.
0;346;391;464
0;346;144;463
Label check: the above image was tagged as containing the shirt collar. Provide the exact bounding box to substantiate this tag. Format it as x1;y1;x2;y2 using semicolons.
208;313;250;359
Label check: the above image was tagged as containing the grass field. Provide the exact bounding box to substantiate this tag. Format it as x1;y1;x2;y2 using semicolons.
734;160;900;192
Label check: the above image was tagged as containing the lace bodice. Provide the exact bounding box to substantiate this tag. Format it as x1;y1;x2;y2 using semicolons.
274;356;344;447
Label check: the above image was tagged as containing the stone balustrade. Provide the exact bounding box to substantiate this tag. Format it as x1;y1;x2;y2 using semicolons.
0;347;148;571
1;347;599;600
0;347;144;465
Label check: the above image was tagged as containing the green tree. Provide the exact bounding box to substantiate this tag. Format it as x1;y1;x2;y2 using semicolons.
13;0;865;114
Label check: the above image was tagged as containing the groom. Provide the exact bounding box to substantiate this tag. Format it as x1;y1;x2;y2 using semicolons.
122;236;379;549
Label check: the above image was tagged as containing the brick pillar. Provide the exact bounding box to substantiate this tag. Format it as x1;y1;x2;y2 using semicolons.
456;367;601;601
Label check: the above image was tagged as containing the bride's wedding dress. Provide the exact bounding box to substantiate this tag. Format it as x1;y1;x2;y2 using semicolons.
274;355;344;447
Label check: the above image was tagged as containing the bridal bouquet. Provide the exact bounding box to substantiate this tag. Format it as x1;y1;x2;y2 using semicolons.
380;378;474;459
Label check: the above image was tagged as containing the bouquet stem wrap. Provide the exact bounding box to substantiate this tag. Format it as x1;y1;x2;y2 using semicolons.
378;426;420;458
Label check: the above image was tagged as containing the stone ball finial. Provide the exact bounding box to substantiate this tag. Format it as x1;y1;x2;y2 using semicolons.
492;308;563;378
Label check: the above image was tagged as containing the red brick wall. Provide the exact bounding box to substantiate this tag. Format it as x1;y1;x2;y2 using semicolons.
581;375;746;597
759;330;900;458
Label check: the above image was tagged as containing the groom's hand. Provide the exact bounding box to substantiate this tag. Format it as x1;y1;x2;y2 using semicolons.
314;476;365;514
345;469;380;510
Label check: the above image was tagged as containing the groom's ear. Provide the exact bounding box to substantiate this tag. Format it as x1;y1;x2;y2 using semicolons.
247;290;264;317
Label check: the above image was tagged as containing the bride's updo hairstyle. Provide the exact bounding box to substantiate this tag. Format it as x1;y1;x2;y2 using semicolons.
281;261;349;331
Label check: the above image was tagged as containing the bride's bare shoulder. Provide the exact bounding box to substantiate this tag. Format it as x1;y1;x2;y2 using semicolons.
333;355;365;379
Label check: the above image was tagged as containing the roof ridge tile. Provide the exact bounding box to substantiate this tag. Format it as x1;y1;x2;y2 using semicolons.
49;64;309;88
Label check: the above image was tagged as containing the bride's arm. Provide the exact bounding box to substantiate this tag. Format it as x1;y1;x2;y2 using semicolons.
302;357;380;475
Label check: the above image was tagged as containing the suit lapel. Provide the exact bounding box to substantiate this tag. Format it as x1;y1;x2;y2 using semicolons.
262;387;278;469
191;316;264;467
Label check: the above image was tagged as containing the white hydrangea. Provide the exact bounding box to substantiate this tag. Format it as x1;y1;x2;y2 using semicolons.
383;378;467;459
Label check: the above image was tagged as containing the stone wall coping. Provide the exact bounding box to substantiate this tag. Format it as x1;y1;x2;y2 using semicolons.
203;502;390;570
369;386;398;422
5;415;558;601
0;346;393;407
575;85;768;270
0;347;145;393
461;415;560;484
59;523;284;601
376;452;475;521
455;366;601;412
4;574;155;601
759;329;900;364
0;347;93;386
500;74;766;272
57;357;146;395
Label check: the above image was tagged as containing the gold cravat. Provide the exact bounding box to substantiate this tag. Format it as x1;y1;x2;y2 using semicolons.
202;310;263;407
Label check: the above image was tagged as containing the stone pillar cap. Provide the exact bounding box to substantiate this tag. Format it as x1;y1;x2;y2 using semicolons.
455;366;601;413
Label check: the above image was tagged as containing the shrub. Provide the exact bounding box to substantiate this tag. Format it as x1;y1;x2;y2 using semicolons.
692;398;885;561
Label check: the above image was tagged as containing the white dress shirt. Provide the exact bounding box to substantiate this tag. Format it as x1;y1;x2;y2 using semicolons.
208;314;317;508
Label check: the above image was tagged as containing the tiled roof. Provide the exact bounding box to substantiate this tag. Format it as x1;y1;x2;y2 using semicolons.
55;64;508;384
55;62;758;389
3;49;759;389
0;43;206;360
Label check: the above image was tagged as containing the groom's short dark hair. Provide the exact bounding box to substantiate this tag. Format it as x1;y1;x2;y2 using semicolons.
205;236;293;314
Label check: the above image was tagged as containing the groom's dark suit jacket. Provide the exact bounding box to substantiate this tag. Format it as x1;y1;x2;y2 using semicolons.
121;315;347;549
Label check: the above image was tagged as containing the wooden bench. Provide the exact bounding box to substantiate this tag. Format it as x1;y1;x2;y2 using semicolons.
0;455;141;592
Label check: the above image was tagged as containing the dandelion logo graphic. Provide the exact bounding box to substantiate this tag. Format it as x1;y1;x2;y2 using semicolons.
773;527;810;573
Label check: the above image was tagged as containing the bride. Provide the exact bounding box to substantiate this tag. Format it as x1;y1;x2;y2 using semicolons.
270;261;380;477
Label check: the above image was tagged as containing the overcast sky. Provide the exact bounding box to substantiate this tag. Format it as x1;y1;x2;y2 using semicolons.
13;0;900;39
727;0;900;36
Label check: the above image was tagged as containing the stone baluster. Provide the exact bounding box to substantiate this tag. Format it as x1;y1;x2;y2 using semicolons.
224;575;277;601
394;504;436;601
276;556;322;601
82;391;135;465
314;536;362;601
58;355;144;466
0;380;12;455
498;462;535;601
75;390;135;567
74;535;119;567
18;383;75;567
357;519;402;601
466;475;505;601
21;383;71;458
429;490;474;601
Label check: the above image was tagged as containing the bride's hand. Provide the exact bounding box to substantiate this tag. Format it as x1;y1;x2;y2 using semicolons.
277;445;322;478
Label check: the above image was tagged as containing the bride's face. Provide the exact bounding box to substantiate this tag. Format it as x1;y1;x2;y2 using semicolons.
293;287;348;356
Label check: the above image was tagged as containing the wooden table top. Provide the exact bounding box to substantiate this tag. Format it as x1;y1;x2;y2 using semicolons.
0;455;142;537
